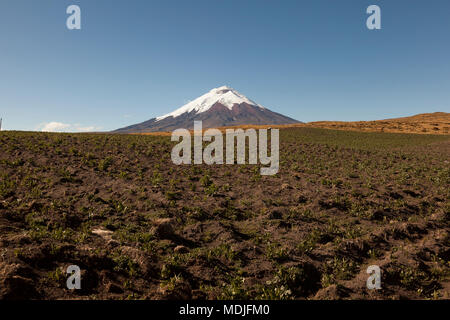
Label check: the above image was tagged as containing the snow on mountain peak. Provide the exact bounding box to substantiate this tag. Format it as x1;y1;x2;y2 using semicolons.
155;86;264;121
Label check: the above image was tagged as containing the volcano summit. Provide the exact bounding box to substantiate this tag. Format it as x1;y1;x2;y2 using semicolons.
114;86;299;133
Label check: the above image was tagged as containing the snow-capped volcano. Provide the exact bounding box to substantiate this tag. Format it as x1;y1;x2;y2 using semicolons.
156;86;264;121
114;86;299;133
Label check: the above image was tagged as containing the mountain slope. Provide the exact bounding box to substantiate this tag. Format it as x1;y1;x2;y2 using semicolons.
114;86;300;133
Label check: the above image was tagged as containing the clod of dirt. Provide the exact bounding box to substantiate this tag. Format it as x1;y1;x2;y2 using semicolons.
280;183;292;190
268;209;283;219
0;264;39;300
1;276;39;300
153;218;175;239
389;192;403;200
157;278;192;299
313;284;351;300
297;194;308;203
174;245;189;254
92;228;114;240
120;246;157;277
27;200;44;212
61;212;83;229
107;239;120;248
106;282;124;294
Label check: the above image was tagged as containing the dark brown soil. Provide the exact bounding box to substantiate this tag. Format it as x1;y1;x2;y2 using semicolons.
0;128;448;300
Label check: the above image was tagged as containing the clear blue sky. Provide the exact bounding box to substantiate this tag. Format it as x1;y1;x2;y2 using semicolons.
1;0;449;131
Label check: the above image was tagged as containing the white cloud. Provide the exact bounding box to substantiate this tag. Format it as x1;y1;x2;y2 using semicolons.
40;122;71;132
38;122;102;132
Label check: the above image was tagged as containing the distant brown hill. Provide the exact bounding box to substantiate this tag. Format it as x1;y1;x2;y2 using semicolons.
305;112;450;135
